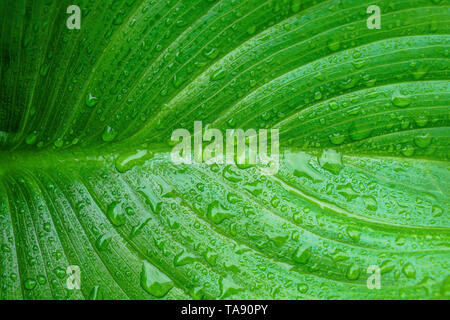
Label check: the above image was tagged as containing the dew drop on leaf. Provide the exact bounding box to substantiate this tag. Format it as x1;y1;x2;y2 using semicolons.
329;132;345;145
96;233;112;251
140;261;174;297
86;93;99;107
414;133;432;148
102;126;117;142
346;263;361;280
25;131;38;145
293;245;312;264
402;262;416;279
24;278;36;290
106;201;126;226
391;91;412;108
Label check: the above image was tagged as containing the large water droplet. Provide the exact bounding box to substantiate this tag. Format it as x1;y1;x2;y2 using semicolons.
207;201;232;224
96;233;112;251
414;133;432;148
140;261;174;297
391;91;411;108
106;202;126;226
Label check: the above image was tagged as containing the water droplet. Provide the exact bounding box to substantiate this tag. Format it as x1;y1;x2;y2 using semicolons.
432;205;443;217
246;25;256;35
414;133;432;148
346;227;361;242
25;131;39;145
346;263;361;280
329;132;345;145
86;93;99;107
207;201;232;224
37;275;46;285
130;215;151;237
102;126;117;142
140;261;174;297
174;250;196;266
54;138;63;148
204;250;218;266
402;262;416;279
415;116;428;127
401;144;415;157
297;283;308;293
328;40;340;52
24;278;37;290
293;245;312;264
314;91;322;100
329;101;338;110
211;68;226;81
391;91;411;108
352;59;366;69
203;47;218;59
96;233;112;251
106;202;126;226
53;267;66;279
380;260;395;274
40;64;49;77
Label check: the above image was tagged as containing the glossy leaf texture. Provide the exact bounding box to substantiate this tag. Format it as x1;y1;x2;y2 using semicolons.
0;0;449;300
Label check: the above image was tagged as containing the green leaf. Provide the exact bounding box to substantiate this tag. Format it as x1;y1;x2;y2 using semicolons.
1;0;449;300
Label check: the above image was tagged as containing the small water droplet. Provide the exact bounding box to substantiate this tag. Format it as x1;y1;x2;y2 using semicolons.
346;263;361;280
86;93;99;107
25;131;39;145
102;126;117;142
